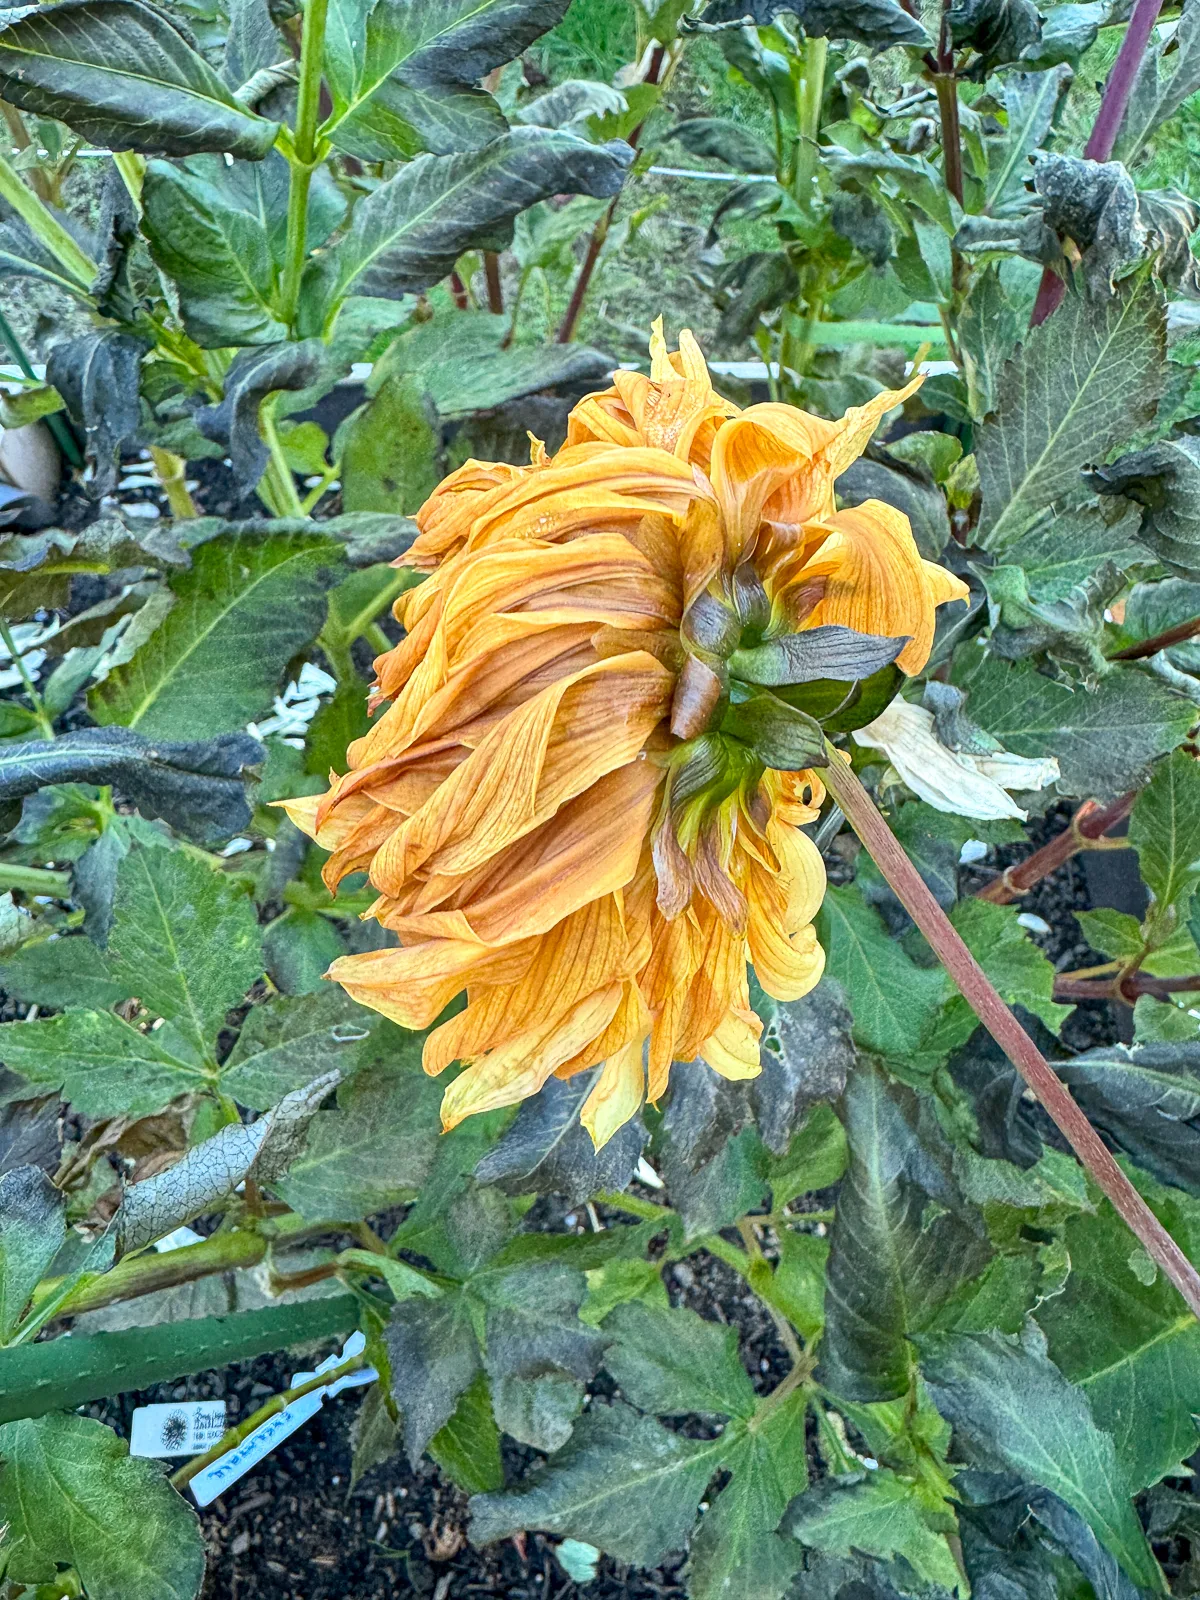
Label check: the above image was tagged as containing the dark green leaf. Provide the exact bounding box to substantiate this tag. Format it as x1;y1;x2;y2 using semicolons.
470;1399;722;1566
1021;2;1105;65
1130;747;1200;923
0;1010;212;1118
386;1288;481;1463
337;373;441;514
820;1060;991;1403
220;989;382;1109
0;1165;64;1341
300;128;631;319
429;1370;504;1492
1115;0;1200;163
730;627;907;690
107;844;262;1050
921;1321;1164;1592
976;278;1166;551
0;935;126;1012
687;1391;809;1600
836;457;950;561
1038;1183;1200;1491
0;1412;205;1600
949;898;1071;1035
715;251;801;345
603;1300;756;1418
951;649;1196;798
323;0;568;159
1090;436;1200;579
475;1261;605;1392
92;528;346;737
0;727;262;845
698;0;931;49
272;1057;444;1220
751;979;856;1158
815;886;948;1058
263;907;348;996
474;1068;646;1205
1121;577;1200;674
659;1062;765;1238
948;0;1041;71
47;329;144;495
196;339;332;486
983;68;1073;216
785;1470;962;1590
491;1371;584;1452
0;0;279;157
1001;504;1142;602
670;116;776;173
1054;1040;1200;1194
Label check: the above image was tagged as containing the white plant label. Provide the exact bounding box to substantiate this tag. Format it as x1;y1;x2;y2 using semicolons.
130;1400;228;1458
187;1331;378;1507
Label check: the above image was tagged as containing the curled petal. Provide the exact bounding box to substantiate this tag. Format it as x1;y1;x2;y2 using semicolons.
581;1037;647;1150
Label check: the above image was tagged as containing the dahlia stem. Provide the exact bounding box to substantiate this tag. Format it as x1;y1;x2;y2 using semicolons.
974;791;1136;904
820;742;1200;1321
280;0;330;329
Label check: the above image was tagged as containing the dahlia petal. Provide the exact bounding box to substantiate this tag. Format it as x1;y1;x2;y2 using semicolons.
700;1007;763;1080
580;1037;647;1150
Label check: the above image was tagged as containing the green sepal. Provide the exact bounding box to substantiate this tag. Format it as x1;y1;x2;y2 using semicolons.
775;662;905;732
721;689;827;770
729;624;907;688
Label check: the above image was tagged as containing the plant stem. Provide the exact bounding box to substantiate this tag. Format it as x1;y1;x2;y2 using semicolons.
1055;971;1200;1002
934;73;964;205
149;446;197;519
0;615;54;738
975;791;1136;903
0;101;51;203
1111;613;1200;660
821;745;1200;1321
280;0;330;328
793;35;828;212
593;1188;671;1221
0;153;96;289
0;863;71;896
258;398;305;516
483;251;504;314
170;1352;364;1491
1030;0;1164;324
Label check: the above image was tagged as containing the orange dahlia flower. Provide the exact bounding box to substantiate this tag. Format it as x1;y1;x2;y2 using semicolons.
283;324;968;1147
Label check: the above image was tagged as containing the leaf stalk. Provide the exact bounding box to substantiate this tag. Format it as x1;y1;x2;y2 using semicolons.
280;0;330;329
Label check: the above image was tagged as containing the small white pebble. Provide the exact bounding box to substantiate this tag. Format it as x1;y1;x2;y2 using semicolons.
959;838;988;864
1017;912;1051;935
221;837;253;856
119;473;158;489
635;1156;664;1189
122;501;160;520
563;1213;577;1228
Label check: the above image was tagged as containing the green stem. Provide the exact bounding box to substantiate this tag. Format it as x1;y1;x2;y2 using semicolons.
258;398;305;517
0;153;96;289
593;1188;671;1222
149;446;197;519
0;615;54;739
170;1351;364;1490
820;742;1200;1322
0;864;71;896
280;0;330;328
793;35;828;214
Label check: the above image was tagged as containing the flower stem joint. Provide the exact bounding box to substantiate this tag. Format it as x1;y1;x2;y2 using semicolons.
280;320;967;1148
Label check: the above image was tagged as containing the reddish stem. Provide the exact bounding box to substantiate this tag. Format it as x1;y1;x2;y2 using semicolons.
449;270;469;311
822;749;1200;1322
974;792;1136;904
484;251;504;315
1031;0;1165;324
1111;613;1200;661
1055;971;1200;1001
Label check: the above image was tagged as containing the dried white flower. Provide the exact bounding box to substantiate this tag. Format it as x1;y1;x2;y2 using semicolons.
852;699;1060;820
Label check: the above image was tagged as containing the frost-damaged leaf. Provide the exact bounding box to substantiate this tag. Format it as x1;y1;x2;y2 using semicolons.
0;1096;61;1178
323;0;570;161
0;0;279;158
1053;1040;1200;1194
785;1470;962;1591
386;1289;480;1463
477;1262;606;1384
116;1069;337;1252
1116;0;1200;164
0;727;262;845
300;128;632;324
272;1058;444;1220
948;0;1041;71
1000;503;1141;602
984;67;1073;218
1129;747;1200;924
659;1061;765;1238
91;528;346;738
429;1370;504;1492
470;1400;723;1566
107;844;262;1050
0;1166;64;1341
976;277;1166;551
196;339;331;486
474;1069;646;1205
491;1372;584;1453
951;651;1196;798
47;329;145;495
820;1060;991;1403
921;1321;1164;1592
958;1475;1141;1600
670;116;776;174
751;978;856;1156
687;1391;808;1600
815;885;948;1058
1090;436;1200;579
696;0;930;48
0;1412;205;1600
1039;1180;1200;1492
602;1300;756;1418
220;988;383;1109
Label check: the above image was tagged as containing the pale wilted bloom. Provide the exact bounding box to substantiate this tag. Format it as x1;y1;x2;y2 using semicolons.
852;698;1060;820
283;323;968;1146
